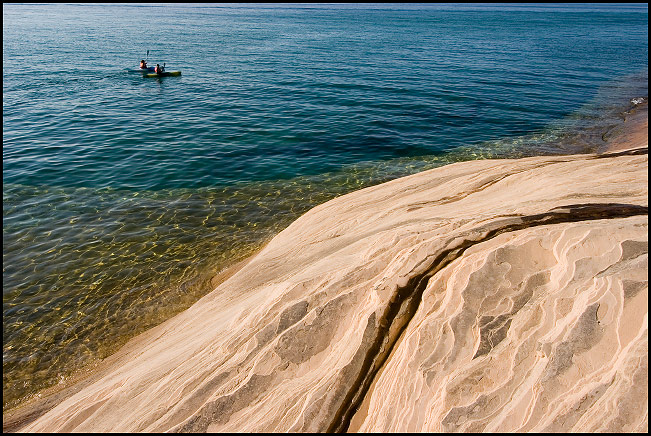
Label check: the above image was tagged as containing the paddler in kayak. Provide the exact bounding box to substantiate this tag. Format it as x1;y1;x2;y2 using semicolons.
154;63;165;74
140;59;148;69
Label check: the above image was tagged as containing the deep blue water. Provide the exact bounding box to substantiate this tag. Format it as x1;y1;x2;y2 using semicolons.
2;3;648;410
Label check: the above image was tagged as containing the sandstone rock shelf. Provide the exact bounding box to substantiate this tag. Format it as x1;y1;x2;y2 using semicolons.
7;145;648;433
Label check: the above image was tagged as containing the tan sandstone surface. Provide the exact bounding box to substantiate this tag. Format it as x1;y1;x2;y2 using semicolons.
5;107;648;432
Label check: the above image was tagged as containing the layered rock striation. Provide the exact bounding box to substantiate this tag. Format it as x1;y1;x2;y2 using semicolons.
11;146;648;432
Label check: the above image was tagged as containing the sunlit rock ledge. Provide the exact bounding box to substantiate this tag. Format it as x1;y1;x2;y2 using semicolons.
15;146;648;432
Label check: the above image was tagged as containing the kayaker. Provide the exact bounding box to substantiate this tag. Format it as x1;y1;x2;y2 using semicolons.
140;59;148;69
155;63;164;74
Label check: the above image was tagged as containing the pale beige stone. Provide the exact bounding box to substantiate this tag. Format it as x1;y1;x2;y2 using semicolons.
12;146;648;433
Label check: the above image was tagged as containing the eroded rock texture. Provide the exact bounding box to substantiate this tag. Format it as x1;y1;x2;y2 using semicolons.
16;149;648;432
352;217;648;433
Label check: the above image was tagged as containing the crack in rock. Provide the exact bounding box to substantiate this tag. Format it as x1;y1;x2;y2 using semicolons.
330;203;648;433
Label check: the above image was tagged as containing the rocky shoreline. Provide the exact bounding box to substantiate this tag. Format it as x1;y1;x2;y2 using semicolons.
4;105;647;433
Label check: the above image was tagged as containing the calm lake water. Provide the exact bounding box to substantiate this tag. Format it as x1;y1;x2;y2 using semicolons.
3;3;648;410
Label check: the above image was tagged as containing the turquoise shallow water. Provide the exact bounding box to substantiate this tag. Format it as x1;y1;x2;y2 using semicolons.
2;3;648;410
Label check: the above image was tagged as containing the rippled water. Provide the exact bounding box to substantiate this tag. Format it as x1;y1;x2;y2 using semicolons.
3;3;648;410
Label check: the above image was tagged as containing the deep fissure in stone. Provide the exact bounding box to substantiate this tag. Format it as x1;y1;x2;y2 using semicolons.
330;203;647;433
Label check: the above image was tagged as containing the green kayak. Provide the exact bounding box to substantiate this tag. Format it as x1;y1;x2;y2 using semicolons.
145;71;181;78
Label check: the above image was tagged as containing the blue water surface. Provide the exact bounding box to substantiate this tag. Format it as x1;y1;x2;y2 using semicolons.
4;3;648;189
